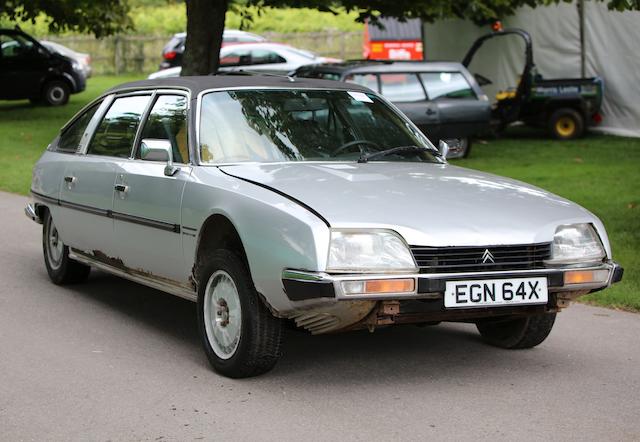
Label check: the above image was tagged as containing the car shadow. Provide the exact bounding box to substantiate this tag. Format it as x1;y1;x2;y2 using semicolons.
58;269;566;384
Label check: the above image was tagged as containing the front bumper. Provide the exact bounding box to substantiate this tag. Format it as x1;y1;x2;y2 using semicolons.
25;203;42;224
282;261;623;303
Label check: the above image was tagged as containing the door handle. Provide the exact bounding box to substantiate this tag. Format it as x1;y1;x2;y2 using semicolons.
426;108;436;116
114;184;129;193
64;176;76;184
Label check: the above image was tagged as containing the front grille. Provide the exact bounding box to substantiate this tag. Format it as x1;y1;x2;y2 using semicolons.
410;243;552;273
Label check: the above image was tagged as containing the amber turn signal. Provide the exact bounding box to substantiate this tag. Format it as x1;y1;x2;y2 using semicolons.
564;269;609;285
342;278;415;295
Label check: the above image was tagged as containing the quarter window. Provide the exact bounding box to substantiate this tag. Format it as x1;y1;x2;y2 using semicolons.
137;95;189;163
345;74;379;92
57;103;101;153
379;73;426;102
87;95;151;158
420;72;476;99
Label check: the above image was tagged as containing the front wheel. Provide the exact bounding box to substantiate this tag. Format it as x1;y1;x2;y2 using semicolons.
42;211;90;284
197;250;284;378
476;312;556;349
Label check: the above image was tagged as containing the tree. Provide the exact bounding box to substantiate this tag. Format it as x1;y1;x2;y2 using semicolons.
0;0;131;37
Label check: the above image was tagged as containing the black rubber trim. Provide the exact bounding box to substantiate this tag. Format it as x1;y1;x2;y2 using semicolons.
283;278;335;301
218;168;331;228
417;271;564;294
31;189;180;234
611;264;624;284
111;211;180;233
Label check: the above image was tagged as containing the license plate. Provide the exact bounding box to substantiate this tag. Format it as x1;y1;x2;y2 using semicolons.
444;277;548;308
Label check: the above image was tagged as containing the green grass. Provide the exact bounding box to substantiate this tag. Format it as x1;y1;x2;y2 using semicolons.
0;76;142;194
1;79;638;311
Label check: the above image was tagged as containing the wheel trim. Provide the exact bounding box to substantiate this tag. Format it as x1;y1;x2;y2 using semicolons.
555;117;576;137
46;219;64;270
48;86;65;103
203;270;242;360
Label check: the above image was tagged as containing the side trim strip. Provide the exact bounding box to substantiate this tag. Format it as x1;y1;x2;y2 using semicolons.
31;190;181;234
217;169;331;228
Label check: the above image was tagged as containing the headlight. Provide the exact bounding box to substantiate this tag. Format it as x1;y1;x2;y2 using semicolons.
327;230;417;273
545;223;605;267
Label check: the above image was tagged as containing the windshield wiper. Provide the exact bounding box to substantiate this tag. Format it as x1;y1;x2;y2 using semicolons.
357;145;433;163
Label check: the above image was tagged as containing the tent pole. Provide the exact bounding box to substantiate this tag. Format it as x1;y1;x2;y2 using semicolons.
579;0;586;77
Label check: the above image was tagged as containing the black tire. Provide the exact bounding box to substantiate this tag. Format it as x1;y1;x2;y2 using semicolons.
42;211;90;285
476;312;556;349
549;108;584;140
197;249;284;378
445;138;472;159
42;80;70;106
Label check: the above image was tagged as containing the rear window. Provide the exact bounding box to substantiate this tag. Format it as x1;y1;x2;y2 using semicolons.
420;72;476;99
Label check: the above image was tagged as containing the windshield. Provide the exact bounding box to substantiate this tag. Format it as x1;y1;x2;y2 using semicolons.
199;89;440;164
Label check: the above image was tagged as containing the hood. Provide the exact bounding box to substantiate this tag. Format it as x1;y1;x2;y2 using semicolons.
219;162;606;249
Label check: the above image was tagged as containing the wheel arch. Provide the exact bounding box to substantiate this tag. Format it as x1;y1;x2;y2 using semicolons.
193;213;251;287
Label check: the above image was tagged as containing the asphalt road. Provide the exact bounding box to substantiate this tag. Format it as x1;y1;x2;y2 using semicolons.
1;190;639;441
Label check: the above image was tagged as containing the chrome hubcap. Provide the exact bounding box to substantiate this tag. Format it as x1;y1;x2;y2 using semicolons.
203;270;242;359
46;219;64;269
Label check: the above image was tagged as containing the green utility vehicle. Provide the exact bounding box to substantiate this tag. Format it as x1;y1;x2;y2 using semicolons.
463;26;603;139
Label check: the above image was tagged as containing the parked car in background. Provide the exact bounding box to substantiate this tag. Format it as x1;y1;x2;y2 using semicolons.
149;42;340;79
0;28;86;105
41;40;92;78
160;29;267;69
27;75;623;378
294;61;491;158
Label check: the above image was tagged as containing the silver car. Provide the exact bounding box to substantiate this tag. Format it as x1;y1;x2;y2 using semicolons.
26;76;623;378
148;43;340;79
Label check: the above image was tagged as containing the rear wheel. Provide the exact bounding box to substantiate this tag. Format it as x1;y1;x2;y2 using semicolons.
445;138;472;159
197;250;284;378
549;108;584;140
42;80;70;106
476;312;556;349
42;211;90;285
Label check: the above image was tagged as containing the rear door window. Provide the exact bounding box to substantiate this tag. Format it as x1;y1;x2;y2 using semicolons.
87;95;151;158
379;73;426;102
420;72;476;99
250;49;286;65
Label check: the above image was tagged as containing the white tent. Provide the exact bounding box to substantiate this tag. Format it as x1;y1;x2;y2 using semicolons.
423;1;640;137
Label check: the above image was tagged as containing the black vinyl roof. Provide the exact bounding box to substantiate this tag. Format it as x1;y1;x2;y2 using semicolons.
106;74;372;96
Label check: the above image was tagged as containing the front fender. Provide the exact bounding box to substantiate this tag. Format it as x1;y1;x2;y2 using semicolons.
181;167;330;313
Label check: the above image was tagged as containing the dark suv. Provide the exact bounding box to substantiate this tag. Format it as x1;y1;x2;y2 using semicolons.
0;28;86;106
294;61;491;158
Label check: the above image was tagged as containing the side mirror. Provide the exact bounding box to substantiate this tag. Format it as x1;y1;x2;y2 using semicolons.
439;139;462;160
438;140;450;159
140;138;180;176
